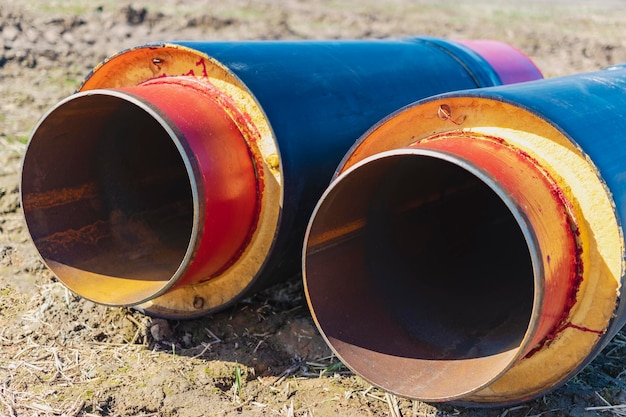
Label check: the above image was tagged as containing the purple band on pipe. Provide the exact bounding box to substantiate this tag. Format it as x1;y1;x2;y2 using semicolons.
459;39;543;84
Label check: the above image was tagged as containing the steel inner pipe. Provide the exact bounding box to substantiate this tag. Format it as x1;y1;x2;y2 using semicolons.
21;79;260;306
21;38;542;318
303;64;626;405
304;152;535;401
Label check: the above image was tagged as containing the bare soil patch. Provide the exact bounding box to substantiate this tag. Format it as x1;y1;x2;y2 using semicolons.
2;1;626;416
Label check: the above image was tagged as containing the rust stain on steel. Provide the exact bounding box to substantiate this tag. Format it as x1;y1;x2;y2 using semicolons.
34;220;111;257
436;103;466;125
22;182;99;210
558;322;604;335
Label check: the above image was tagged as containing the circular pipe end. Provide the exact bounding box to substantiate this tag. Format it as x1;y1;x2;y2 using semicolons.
21;81;260;306
303;134;580;401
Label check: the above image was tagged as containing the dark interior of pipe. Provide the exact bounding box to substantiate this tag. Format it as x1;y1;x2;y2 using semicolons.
21;93;193;300
305;153;534;399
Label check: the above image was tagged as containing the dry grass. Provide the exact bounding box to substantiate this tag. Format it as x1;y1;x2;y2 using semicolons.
2;1;626;416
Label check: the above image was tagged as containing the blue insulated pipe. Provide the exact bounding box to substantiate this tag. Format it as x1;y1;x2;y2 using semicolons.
303;63;626;405
20;38;541;318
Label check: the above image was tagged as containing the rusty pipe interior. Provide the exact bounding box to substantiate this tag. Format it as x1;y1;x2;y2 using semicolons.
21;92;200;305
304;148;546;401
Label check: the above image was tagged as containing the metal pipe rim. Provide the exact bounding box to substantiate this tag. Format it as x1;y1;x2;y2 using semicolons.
78;43;283;317
20;88;202;305
304;145;547;401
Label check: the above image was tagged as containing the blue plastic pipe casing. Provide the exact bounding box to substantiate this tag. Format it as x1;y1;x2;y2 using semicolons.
303;64;626;405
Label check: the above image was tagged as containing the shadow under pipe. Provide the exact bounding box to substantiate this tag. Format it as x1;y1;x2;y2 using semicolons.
303;63;626;405
20;38;541;319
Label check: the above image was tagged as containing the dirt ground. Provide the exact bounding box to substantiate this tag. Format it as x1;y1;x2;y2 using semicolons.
2;1;626;416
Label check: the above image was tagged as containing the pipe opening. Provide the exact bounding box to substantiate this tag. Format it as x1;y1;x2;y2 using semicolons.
22;93;195;305
305;152;534;400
